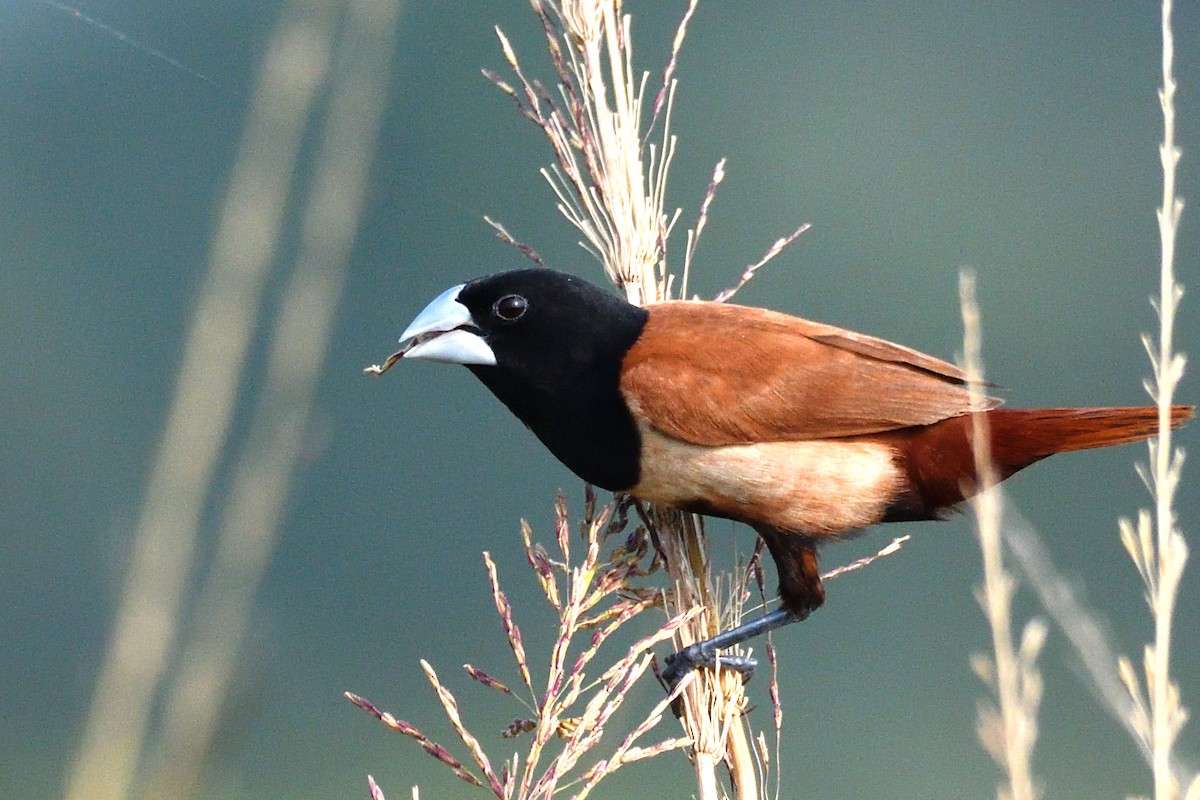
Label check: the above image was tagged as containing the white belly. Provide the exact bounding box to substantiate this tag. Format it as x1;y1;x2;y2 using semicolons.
631;424;903;537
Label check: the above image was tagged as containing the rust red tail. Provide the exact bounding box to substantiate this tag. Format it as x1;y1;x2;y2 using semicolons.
885;404;1193;520
989;405;1193;464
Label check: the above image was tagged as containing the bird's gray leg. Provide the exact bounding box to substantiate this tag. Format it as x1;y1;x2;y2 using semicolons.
661;527;823;693
660;607;805;690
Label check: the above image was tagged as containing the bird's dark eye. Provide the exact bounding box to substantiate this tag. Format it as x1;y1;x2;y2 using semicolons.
494;294;528;322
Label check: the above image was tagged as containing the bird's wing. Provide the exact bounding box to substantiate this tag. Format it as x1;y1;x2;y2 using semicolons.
618;300;1000;446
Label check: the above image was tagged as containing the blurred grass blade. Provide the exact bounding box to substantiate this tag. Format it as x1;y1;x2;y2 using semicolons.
64;3;342;798
144;0;401;796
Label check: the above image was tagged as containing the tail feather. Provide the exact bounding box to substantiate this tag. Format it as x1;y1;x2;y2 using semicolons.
885;404;1193;520
990;405;1193;465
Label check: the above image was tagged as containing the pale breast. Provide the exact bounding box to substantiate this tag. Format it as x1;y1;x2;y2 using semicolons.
630;423;904;537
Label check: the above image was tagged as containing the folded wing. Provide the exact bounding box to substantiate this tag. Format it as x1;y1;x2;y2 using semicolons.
619;300;999;447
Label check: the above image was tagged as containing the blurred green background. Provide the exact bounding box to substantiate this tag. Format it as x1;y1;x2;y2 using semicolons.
2;1;1198;798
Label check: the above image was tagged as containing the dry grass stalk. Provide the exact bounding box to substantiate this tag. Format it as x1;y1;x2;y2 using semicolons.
679;158;725;300
365;2;923;795
486;0;682;305
349;492;698;799
960;272;1045;800
360;1;826;796
712;223;812;305
640;504;761;800
484;2;808;797
1117;2;1198;799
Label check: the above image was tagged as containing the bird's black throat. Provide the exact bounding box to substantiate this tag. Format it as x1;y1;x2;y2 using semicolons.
458;270;649;491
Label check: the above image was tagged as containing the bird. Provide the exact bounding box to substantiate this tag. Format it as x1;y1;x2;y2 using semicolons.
367;267;1192;686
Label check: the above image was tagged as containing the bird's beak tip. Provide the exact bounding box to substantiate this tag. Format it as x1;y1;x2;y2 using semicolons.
366;283;497;372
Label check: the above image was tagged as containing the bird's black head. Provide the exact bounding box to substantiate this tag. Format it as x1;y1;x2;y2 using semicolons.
392;269;649;489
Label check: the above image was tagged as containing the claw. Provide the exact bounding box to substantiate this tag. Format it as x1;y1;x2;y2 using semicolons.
662;648;758;692
660;648;758;717
657;607;803;710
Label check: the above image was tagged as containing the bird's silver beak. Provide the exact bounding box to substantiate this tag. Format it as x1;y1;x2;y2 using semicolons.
365;283;497;375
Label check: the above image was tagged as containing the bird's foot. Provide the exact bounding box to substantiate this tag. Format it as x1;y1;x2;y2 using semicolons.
660;647;758;700
657;607;804;709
